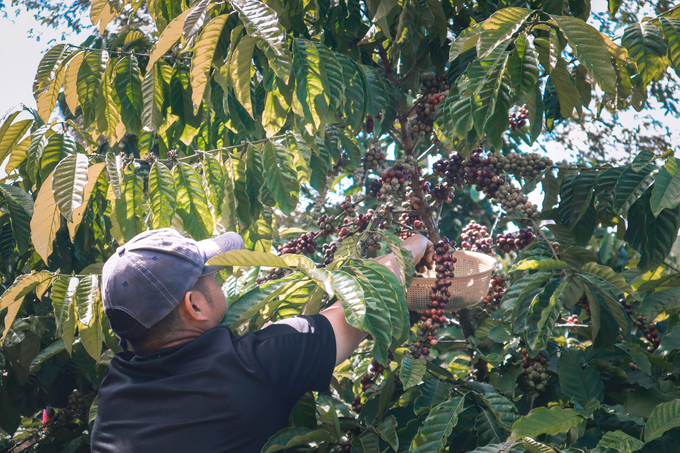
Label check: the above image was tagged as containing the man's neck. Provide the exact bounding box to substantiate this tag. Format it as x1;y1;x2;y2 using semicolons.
134;331;205;356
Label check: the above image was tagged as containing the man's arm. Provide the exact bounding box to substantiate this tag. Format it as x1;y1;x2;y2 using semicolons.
321;236;434;366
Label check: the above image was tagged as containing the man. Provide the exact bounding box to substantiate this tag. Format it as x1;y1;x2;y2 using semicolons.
90;228;433;452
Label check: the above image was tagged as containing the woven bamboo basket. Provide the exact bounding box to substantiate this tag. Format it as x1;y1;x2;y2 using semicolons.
406;250;498;313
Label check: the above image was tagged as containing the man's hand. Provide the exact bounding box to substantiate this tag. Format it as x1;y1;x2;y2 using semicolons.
401;234;435;272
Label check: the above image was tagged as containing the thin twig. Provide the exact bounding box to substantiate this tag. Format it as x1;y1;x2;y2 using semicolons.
664;260;680;275
387;129;405;149
490;213;503;236
532;220;560;261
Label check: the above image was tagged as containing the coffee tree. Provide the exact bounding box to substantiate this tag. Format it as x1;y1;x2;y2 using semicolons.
3;0;680;451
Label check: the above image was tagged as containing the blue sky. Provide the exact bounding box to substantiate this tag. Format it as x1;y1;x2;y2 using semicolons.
0;12;83;119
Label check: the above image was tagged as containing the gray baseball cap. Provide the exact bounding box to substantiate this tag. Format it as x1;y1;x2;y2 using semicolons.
101;228;244;339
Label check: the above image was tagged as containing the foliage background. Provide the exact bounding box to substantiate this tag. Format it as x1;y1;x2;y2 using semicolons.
2;0;680;452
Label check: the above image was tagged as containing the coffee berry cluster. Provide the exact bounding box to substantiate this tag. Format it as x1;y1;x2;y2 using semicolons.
620;297;660;352
509;105;528;131
521;347;548;393
255;267;288;285
435;151;506;198
340;196;357;217
488;152;553;180
420;72;449;94
359;233;383;255
316;214;337;238
409;93;446;138
411;239;455;358
277;231;318;255
493;183;540;219
339;210;375;239
460;221;494;254
318;242;338;268
369;163;412;197
494;227;536;253
482;274;507;311
431;182;454;203
362;147;387;171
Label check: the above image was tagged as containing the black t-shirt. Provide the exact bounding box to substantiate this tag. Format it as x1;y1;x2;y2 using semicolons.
90;314;336;453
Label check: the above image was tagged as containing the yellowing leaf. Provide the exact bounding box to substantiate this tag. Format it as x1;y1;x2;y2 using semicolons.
228;35;256;118
191;14;230;113
68;162;106;239
0;271;55;340
30;170;61;263
63;52;85;115
0;119;33;164
5;136;31;174
147;8;194;70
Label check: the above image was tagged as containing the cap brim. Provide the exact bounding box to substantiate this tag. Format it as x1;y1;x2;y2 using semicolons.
201;265;227;276
198;232;245;263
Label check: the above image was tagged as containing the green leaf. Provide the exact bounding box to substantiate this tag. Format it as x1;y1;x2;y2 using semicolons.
336;54;366;134
51;153;89;222
375;416;399;452
231;0;293;81
356;260;409;346
262;427;331;453
596;431;644;453
141;64;165;131
330;270;367;330
651;157;680;216
484;74;513;150
74;275;102;362
40;132;76;183
550;59;581;118
578;262;638;299
475;410;507;446
148;160;177;229
414;379;453;415
292;39;329;134
622;22;667;87
261;141;300;214
352;271;393;364
477;7;534;59
469;45;509;132
202;153;225;217
508;33;539;104
191;14;230;113
113;56;143;135
222;275;301;326
410;397;466;453
77;51;106;128
33;44;70;95
645;400;680;442
29;339;65;373
660;17;680;77
613;164;657;217
360;64;389;130
557;348;604;409
0;184;34;254
96;56;124;145
314;43;344;113
523;277;566;351
400;357;427;390
0;119;32;165
550;15;618;93
105;152;124;199
173;161;214;240
512;259;570;271
114;173;145;242
229;35;256;118
352;431;380;453
183;0;210;41
624;187;680;270
510;406;583;440
638;287;680;322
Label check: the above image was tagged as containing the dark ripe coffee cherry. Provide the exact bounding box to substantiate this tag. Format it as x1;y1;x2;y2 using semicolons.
422;348;430;356
649;322;657;331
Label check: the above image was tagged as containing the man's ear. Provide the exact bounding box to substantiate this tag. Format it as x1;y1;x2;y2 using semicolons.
179;291;210;322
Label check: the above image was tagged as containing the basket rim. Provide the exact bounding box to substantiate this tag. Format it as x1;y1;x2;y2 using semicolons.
413;249;498;281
